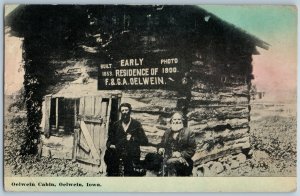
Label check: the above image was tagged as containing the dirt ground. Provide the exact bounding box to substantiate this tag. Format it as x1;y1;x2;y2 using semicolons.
4;96;297;177
246;102;296;176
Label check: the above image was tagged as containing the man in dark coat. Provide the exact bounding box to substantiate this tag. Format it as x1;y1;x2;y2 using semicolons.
158;112;196;176
105;103;148;176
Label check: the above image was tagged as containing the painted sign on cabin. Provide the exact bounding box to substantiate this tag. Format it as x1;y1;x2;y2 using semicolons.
98;56;183;90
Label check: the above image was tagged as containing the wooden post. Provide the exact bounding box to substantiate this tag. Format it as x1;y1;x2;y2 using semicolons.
74;99;77;127
72;128;79;162
117;93;122;120
55;97;59;129
99;97;112;175
44;95;52;138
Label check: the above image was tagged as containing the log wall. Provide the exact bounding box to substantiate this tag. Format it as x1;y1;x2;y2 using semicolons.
121;75;252;166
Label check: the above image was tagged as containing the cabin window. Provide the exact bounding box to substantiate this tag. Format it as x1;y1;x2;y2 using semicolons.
49;97;79;136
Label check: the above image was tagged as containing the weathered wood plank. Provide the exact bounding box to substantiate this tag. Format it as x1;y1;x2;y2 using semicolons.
72;128;79;161
93;124;101;155
84;96;94;116
79;97;85;116
90;123;95;149
80;120;101;161
77;129;89;159
78;141;90;154
94;97;102;117
74;99;78;127
101;99;109;124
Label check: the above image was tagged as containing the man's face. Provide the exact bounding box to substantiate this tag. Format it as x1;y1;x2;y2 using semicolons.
171;114;183;124
171;113;183;131
120;106;131;121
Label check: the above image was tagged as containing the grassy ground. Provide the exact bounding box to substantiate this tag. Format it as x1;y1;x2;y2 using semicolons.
247;103;296;176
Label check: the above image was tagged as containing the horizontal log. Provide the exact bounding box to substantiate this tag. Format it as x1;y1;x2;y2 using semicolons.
131;113;172;128
130;113;160;125
192;137;250;165
122;97;177;114
194;128;249;143
191;95;249;104
224;84;249;92
192;105;248;112
188;121;208;131
210;118;248;129
143;124;166;135
220;96;249;104
192;147;244;166
192;79;250;89
189;118;249;130
146;135;163;145
188;107;249;121
123;90;178;99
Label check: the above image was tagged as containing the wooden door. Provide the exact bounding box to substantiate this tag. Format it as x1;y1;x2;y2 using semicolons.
73;96;112;174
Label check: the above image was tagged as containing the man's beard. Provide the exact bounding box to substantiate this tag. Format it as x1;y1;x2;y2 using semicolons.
121;113;130;123
171;123;183;132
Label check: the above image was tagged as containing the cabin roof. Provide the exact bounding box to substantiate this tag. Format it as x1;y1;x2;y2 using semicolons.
6;5;269;51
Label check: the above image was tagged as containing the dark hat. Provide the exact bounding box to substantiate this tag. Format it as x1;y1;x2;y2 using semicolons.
119;102;132;112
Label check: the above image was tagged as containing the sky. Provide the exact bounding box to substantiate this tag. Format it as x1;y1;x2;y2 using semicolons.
4;5;297;102
4;5;24;95
4;31;24;95
199;5;297;102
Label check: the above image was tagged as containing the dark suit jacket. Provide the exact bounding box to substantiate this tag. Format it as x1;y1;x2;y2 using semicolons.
107;118;148;160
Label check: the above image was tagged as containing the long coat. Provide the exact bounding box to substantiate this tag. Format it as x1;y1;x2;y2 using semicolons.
159;127;196;160
107;118;148;161
158;127;196;176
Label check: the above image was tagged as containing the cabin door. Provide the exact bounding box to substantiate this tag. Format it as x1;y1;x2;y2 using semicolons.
73;95;120;174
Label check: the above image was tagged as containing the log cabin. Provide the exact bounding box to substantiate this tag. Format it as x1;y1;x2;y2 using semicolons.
6;5;269;174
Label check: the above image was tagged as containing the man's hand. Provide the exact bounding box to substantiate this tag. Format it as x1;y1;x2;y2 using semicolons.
158;148;165;155
172;151;181;158
126;134;132;141
109;144;116;149
178;157;189;166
